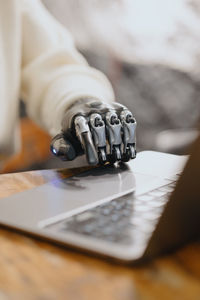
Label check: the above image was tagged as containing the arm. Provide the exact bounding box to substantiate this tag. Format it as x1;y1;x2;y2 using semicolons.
20;0;114;137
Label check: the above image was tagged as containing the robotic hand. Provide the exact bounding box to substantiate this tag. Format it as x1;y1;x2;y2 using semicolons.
50;98;137;165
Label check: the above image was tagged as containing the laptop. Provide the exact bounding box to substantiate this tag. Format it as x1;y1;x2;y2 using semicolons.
0;133;199;263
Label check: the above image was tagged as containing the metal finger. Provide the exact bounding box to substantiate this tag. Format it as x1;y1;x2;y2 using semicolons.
89;113;107;163
74;115;98;165
105;111;122;161
120;110;137;160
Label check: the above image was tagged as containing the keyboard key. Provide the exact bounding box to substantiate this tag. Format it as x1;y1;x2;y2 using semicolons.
102;208;113;215
136;194;154;201
111;214;121;222
148;189;168;197
148;198;168;208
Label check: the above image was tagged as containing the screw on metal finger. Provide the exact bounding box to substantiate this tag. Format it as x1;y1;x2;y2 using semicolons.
106;111;122;162
113;145;121;160
120;110;137;161
74;115;98;165
99;147;106;162
89;113;107;164
129;144;136;159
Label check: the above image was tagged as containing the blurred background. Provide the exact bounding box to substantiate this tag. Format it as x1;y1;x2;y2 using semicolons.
2;0;200;173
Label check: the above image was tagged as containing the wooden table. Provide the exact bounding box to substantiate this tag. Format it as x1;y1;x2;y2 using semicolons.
0;169;200;300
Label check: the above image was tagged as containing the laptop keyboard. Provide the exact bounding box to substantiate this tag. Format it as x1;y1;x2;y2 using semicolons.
47;180;177;246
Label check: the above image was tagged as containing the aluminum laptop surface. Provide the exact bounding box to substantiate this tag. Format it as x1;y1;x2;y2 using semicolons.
0;149;187;262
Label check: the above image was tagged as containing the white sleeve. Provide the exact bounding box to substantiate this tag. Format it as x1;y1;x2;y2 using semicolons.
20;0;115;136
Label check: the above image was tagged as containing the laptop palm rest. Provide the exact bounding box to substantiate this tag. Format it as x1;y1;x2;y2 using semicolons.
0;165;136;228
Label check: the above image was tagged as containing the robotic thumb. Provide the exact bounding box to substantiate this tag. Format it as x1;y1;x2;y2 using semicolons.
50;134;76;161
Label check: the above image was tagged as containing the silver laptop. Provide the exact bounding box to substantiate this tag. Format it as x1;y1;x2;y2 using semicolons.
0;133;200;263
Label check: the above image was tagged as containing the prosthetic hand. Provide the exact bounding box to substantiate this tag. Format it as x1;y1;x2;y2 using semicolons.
50;98;137;165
